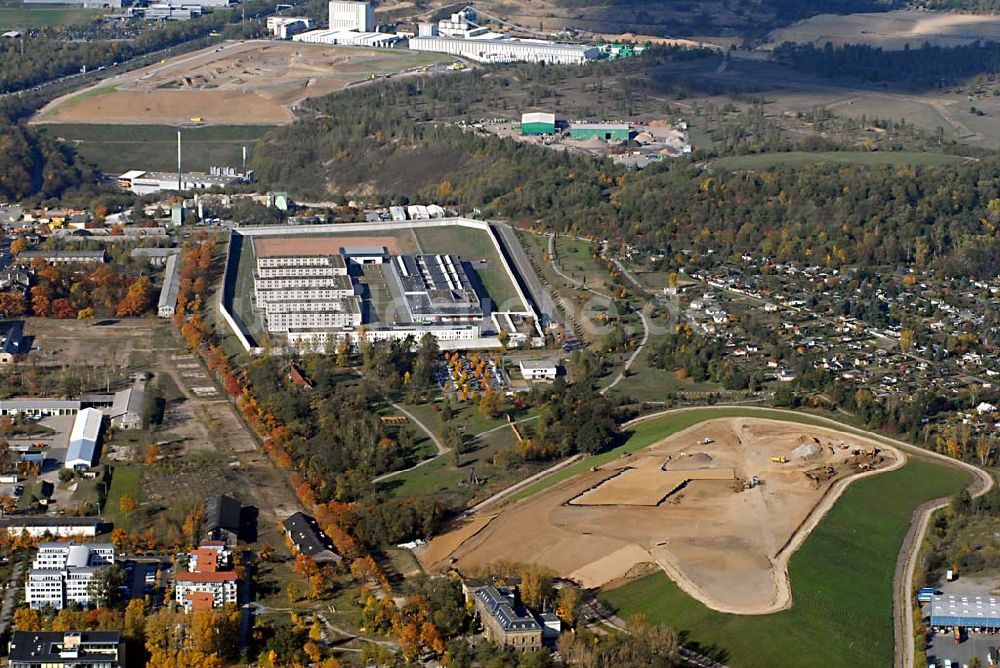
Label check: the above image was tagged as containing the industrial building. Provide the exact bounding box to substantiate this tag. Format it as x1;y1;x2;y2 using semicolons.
409;35;599;65
157;252;181;318
570;122;630;141
385;254;484;324
118;169;244;196
65;408;103;469
25;0;121;6
521;112;556;135
26;543;116;610
141;3;203;20
267;16;311;39
292;28;401;47
929;595;1000;630
328;0;373;31
9;631;124;668
108;387;144;430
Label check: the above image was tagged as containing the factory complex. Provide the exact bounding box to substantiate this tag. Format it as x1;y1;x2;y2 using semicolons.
278;2;603;64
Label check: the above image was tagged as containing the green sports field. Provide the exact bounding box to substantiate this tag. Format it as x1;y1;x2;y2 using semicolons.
35;123;271;175
0;5;104;28
712;150;968;171
599;441;970;667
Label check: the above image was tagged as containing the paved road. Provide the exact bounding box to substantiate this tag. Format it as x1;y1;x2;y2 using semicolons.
0;560;24;637
491;222;561;328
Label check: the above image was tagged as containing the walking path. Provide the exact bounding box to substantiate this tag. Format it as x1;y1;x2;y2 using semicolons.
544;233;650;395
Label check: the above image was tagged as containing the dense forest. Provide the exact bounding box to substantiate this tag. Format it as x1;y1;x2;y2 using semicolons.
0;117;96;201
775;41;1000;86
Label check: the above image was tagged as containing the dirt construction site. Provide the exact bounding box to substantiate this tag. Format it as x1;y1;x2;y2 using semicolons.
416;417;902;614
34;40;451;125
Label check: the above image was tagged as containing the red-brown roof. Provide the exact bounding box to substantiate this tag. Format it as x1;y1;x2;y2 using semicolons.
188;591;215;612
177;571;238;583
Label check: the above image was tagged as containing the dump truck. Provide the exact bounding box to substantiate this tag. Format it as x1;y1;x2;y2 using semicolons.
770;457;788;464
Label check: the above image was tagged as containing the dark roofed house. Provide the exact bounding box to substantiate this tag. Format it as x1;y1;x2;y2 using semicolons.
8;630;124;667
203;495;255;544
474;585;543;652
0;321;26;364
282;511;341;564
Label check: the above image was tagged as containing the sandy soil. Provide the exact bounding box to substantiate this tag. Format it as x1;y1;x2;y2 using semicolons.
766;10;1000;50
35;40;442;126
416;417;902;614
253;235;404;256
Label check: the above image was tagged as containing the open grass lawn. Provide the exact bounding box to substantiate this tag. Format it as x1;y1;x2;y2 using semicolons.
712;151;967;171
35;123;271;175
0;6;103;28
103;464;145;527
412;226;523;310
552;237;606;290
601;457;971;667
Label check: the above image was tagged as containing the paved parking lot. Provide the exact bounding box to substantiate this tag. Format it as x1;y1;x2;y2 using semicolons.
923;575;1000;667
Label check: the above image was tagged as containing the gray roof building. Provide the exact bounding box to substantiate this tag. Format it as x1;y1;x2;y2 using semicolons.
282;511;342;564
385;254;484;323
158;253;181;318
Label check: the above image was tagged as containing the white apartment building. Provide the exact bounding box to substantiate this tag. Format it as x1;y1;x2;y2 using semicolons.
257;255;347;271
175;572;239;611
265;300;363;332
27;543;116;610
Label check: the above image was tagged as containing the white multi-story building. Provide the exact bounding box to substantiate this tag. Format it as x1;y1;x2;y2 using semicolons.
27;543;116;610
264;299;363;332
327;0;373;31
267;16;311;39
257;255;347;271
175;572;239;611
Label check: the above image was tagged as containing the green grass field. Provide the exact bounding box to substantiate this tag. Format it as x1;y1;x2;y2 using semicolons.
103;464;145;528
601;457;970;667
712;151;967;171
35;123;272;175
0;5;104;28
413;226;523;310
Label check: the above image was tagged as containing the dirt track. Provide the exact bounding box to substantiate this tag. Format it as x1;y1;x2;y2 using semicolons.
417;416;900;614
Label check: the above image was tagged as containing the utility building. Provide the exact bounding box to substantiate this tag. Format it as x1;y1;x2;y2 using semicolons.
929;595;1000;630
569;122;630;141
521;112;556;135
65;408;103;469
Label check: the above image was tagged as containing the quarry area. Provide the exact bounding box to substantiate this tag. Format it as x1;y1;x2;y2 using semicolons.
417;417;902;614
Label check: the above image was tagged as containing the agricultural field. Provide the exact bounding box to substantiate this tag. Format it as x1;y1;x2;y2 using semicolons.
416;415;901;615
710;151;969;171
36;123;271;175
33;40;453;126
0;5;104;28
601;456;971;667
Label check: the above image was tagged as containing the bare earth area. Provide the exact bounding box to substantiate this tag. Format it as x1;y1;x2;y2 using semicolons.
34;40;447;125
416;417;902;614
766;9;1000;49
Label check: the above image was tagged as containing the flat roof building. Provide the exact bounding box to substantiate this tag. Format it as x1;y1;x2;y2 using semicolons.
65;408;103;469
0;517;106;538
385;254;484;324
0;399;81;417
9;631;124;668
930;595;1000;629
328;0;373;31
118;170;243;196
27;543;116;610
409;35;600;65
518;359;558;381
